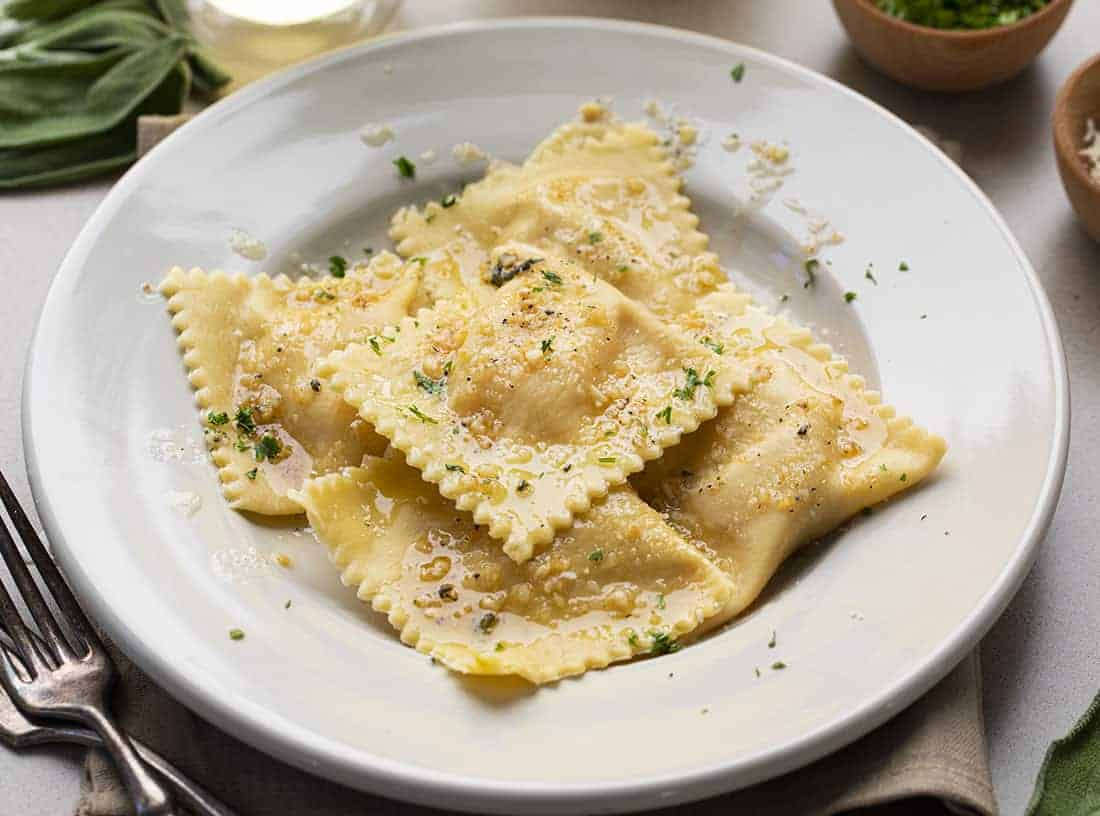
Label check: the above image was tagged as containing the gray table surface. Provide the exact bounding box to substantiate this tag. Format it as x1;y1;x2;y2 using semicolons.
2;2;1098;814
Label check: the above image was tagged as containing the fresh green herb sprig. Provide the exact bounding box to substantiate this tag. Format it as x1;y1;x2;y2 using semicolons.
0;0;231;189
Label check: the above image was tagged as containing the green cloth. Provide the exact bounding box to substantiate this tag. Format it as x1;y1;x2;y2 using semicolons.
1027;689;1100;815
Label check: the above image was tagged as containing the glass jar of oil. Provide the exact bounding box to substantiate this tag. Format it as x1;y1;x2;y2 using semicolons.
188;0;399;89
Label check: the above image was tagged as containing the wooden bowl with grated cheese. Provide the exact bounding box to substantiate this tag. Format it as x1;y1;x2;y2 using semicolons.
1054;51;1100;243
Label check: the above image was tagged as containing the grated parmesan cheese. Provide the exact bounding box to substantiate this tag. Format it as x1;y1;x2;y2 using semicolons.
359;122;394;147
1080;118;1100;184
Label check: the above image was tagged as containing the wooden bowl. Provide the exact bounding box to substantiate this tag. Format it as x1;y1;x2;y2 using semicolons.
1053;53;1100;242
833;0;1074;92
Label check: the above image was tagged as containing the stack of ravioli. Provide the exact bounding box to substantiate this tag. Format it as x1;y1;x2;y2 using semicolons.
161;108;946;684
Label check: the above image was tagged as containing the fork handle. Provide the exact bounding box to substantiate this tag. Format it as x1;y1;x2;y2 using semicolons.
30;724;236;816
78;704;177;816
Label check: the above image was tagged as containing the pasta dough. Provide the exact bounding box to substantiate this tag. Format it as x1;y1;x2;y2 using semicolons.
389;108;725;317
632;286;948;619
317;246;748;562
161;253;420;514
291;458;735;684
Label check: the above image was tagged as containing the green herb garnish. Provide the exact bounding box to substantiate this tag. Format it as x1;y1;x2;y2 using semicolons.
368;337;382;356
328;255;347;278
804;258;820;288
588;231;603;244
414;370;446;395
406;404;438;424
445;463;465;473
657;405;673;424
541;336;555;354
730;63;746;82
234;406;256;436
865;267;877;285
441;193;457;208
673;368;715;401
768;631;777;648
393;156;416;178
771;661;787;670
245;468;258;480
900;261;910;271
649;631;681;655
542;269;563;287
598;457;617;464
844;291;858;303
657;594;666;610
588;548;604;562
207;411;229;426
229;628;245;641
254;434;282;461
701;337;724;355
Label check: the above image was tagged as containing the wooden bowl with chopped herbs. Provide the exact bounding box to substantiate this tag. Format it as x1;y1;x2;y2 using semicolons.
1053;52;1100;242
833;0;1073;92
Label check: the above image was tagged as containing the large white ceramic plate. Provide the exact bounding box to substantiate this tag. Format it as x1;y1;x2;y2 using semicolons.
24;19;1067;814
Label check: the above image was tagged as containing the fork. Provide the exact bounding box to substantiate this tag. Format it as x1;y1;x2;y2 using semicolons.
0;633;236;816
0;468;175;816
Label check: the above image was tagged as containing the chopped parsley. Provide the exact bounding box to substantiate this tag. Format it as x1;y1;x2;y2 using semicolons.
541;336;555;354
368;336;382;355
490;256;541;287
363;246;374;255
730;62;746;82
284;600;292;609
410;256;429;266
328;255;347;278
649;630;681;655
207;411;229;426
657;594;666;610
414;370;446;395
477;612;499;633
229;628;245;641
701;337;724;355
673;368;715;401
657;405;673;424
844;291;858;303
598;457;617;465
441;193;458;208
588;231;603;244
768;630;777;648
541;269;563;287
494;641;505;652
234;438;250;452
245;468;258;480
406;404;438;424
254;434;282;461
588;548;604;562
445;463;465;473
771;661;787;670
780;294;790;303
900;472;908;482
393;155;416;178
803;258;820;288
899;261;910;271
865;267;878;285
628;631;640;648
313;289;336;302
234;406;256;435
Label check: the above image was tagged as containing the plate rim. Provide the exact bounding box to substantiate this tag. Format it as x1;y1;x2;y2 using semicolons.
21;16;1070;813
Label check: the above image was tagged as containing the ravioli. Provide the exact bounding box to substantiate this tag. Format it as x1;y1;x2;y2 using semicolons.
317;247;748;563
632;287;948;619
160;253;420;514
389;107;725;316
291;458;735;684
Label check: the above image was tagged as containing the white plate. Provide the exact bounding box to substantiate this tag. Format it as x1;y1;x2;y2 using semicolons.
23;19;1068;814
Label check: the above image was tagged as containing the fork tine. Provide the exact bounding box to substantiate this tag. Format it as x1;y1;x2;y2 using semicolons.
0;502;77;663
0;578;39;671
0;469;90;656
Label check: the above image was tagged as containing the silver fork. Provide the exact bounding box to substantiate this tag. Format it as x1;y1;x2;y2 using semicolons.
0;468;175;816
0;633;237;816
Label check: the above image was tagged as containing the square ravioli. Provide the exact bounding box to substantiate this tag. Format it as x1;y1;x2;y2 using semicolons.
160;252;420;514
317;248;749;563
291;458;735;684
632;286;948;620
389;107;725;317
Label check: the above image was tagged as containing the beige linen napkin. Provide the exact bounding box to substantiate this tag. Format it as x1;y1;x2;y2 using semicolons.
77;649;994;816
95;121;995;816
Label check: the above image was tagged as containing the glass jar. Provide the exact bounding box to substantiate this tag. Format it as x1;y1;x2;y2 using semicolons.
187;0;399;89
